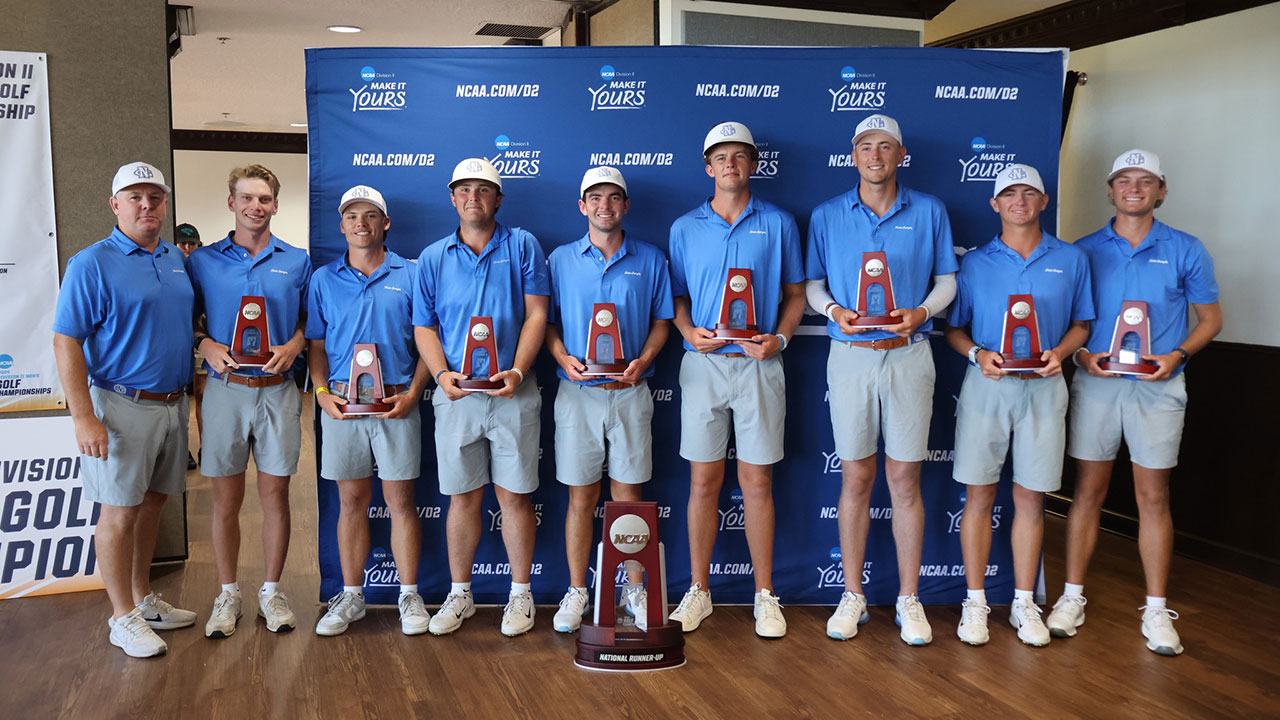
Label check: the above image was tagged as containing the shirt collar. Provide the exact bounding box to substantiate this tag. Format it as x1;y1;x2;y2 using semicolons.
340;248;403;281
1103;217;1169;251
574;233;629;262
446;222;509;258
984;232;1062;264
848;182;909;213
216;231;286;258
107;227;164;256
695;194;760;224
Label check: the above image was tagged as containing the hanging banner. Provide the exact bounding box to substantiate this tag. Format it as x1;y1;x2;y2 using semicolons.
0;416;102;598
306;45;1066;606
0;51;63;412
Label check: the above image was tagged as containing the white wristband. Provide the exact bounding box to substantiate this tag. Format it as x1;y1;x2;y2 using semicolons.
511;367;524;383
775;334;788;351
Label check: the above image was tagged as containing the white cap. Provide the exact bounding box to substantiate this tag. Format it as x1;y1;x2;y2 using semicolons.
338;185;387;215
703;121;755;154
992;163;1046;197
851;114;902;146
580;166;628;197
1108;149;1164;181
111;161;170;196
449;157;503;192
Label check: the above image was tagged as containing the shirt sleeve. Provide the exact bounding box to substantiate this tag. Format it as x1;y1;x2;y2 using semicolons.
1182;236;1220;305
779;212;805;285
546;252;562;326
298;254;314;310
186;253;206;320
931;201;960;275
946;257;974;330
668;222;689;298
652;253;675;321
51;253;103;340
520;232;551;297
413;247;439;328
303;269;327;340
1070;250;1096;323
804;207;828;282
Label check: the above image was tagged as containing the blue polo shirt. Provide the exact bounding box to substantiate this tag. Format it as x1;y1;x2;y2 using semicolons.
187;232;312;378
306;250;418;386
1075;219;1218;379
948;233;1095;357
548;234;675;386
807;183;959;342
668;195;804;353
52;228;194;391
413;223;550;377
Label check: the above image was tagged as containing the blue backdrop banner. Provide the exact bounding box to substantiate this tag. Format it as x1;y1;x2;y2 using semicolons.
305;45;1065;607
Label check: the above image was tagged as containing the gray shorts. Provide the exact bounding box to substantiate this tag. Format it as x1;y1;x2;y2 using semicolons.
679;351;785;466
827;338;935;463
1067;371;1187;469
554;379;653;486
432;379;541;495
952;365;1068;492
200;378;302;477
81;385;189;507
319;400;422;481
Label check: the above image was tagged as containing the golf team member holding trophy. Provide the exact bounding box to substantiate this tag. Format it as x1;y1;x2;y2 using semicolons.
52;161;198;657
415;158;550;637
805;114;958;646
667;122;806;639
944;163;1093;648
307;185;431;636
188;165;311;639
1047;149;1221;656
545;166;674;633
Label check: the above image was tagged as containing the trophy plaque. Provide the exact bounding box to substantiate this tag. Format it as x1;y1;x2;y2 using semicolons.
230;295;272;367
341;343;394;416
851;251;897;327
457;316;504;392
996;294;1048;371
711;267;759;341
575;501;685;672
583;303;628;376
1098;300;1158;375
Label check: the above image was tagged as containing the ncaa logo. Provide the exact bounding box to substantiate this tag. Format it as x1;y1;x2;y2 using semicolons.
730;488;743;504
494;134;511;149
133;165;154;180
1126;152;1145;166
360;66;376;81
600;65;616;80
829;546;841;562
840;66;856;82
0;354;12;371
971;137;987;152
1009;167;1027;181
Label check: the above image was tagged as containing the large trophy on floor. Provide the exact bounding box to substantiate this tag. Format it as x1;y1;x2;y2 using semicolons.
575;501;685;672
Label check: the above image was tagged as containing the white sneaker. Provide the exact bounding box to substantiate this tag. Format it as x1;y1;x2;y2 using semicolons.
624;584;648;632
315;591;366;636
1009;598;1050;647
109;609;168;658
501;589;536;636
895;595;933;646
204;591;242;638
753;588;787;638
1046;594;1087;638
1141;605;1184;656
669;583;713;633
957;599;991;646
136;592;197;630
826;591;869;640
553;587;589;633
429;590;476;635
259;590;296;633
399;592;432;636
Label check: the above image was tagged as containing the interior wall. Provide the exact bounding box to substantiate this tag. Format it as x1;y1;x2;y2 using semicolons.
1060;3;1279;347
657;0;922;45
591;0;655;46
173;150;311;251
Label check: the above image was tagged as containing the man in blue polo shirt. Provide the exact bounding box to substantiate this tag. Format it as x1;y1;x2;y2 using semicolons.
806;114;958;646
188;164;311;639
307;185;432;637
1046;150;1221;656
414;158;550;637
52;161;198;658
545;166;674;633
667;122;806;639
944;163;1093;648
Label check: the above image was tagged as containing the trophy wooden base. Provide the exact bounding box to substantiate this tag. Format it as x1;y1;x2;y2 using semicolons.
1098;358;1158;376
341;402;394;417
229;352;272;368
575;621;686;672
582;362;628;377
997;357;1048;372
851;314;897;328
457;377;504;392
711;324;759;341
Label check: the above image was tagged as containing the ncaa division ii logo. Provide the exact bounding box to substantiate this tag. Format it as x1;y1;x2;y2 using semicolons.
349;65;406;111
958;136;1017;184
828;65;886;113
488;134;541;179
589;64;646;111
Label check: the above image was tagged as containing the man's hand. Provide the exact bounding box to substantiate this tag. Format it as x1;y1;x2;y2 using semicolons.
487;369;523;399
685;326;731;354
378;390;419;420
1035;348;1065;378
1077;349;1119;378
1139;352;1181;382
831;306;871;336
553;352;590;383
73;415;109;459
618;357;651;384
437;371;468;401
743;333;782;360
977;349;1009;380
885;306;928;338
200;338;240;375
262;335;305;375
316;390;348;420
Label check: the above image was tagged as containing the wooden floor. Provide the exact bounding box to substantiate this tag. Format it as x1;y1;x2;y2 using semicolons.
2;398;1278;720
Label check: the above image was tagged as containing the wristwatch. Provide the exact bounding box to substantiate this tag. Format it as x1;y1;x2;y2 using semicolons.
1174;347;1190;364
967;345;982;364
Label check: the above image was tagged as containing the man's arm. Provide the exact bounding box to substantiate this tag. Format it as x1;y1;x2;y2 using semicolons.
264;312;307;376
545;323;588;382
944;324;1007;380
53;333;108;459
620;318;670;384
746;281;804;360
308;338;346;419
415;325;466;401
379;356;429;419
1039;320;1090;378
673;295;725;354
1139;301;1222;382
490;294;548;398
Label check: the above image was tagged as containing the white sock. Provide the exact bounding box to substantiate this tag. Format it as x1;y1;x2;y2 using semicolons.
511;581;531;595
571;586;588;594
1014;588;1034;603
399;584;417;597
1063;582;1084;598
260;581;279;595
896;594;915;604
343;585;363;596
451;582;471;595
222;583;241;596
1145;596;1166;609
967;589;987;604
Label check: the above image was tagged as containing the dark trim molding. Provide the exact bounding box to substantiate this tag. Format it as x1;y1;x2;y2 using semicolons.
172;129;307;154
728;1;954;20
929;0;1274;51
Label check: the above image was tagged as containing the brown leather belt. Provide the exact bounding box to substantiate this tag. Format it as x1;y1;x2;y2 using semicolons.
223;373;289;388
330;381;408;397
717;352;747;358
840;336;911;351
91;379;184;403
591;380;636;390
1006;371;1046;380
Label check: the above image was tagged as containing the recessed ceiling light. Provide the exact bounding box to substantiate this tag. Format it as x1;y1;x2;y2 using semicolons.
327;25;362;33
290;122;308;128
